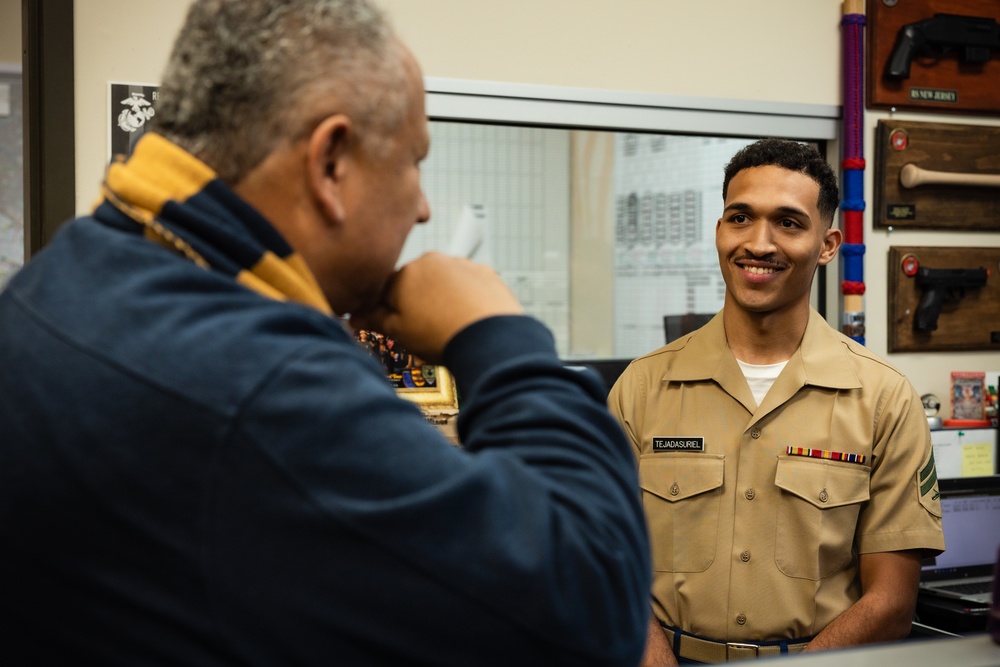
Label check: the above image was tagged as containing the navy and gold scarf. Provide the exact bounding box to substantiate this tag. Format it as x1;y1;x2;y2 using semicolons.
100;133;332;316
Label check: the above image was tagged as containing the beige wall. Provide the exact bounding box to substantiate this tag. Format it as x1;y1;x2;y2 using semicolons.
379;0;843;106
73;1;188;211
71;0;1000;405
0;0;20;65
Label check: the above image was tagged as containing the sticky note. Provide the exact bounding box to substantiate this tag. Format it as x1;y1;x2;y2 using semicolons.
961;442;994;477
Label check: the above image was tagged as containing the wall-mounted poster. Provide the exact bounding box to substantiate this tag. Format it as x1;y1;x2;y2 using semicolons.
108;82;159;163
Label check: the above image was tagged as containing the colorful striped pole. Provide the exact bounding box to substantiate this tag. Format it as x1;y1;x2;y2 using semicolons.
840;0;866;344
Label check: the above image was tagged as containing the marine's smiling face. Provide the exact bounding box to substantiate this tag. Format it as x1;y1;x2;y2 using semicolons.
716;165;840;316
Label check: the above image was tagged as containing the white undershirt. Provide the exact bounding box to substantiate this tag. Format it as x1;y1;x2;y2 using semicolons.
736;359;789;407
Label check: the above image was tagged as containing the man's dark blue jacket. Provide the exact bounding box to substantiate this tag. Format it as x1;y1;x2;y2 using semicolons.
0;178;650;666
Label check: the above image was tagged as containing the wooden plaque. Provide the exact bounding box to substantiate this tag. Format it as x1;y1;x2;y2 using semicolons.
867;0;1000;114
887;246;1000;352
873;120;1000;231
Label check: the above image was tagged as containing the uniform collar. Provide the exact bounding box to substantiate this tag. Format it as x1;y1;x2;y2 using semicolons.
664;308;862;416
795;309;863;391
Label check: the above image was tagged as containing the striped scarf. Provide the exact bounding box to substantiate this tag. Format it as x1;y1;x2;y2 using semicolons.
99;133;332;316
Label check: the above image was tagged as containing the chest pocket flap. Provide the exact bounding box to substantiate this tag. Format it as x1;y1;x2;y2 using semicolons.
639;454;724;503
774;455;871;579
774;456;870;509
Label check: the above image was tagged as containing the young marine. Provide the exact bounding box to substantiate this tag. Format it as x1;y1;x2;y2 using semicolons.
610;138;945;665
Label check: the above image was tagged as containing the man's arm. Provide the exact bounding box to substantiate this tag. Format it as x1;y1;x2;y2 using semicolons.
220;253;652;666
805;550;922;650
640;615;678;667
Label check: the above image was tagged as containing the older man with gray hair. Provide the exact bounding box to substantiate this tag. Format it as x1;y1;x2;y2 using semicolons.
0;2;651;665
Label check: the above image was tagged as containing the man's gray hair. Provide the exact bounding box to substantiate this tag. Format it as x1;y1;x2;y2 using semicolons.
152;0;409;184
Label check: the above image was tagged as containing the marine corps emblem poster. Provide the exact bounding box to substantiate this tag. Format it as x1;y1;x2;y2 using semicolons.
109;83;159;163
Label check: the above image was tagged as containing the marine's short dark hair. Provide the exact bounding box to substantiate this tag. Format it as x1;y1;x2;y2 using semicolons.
722;138;840;225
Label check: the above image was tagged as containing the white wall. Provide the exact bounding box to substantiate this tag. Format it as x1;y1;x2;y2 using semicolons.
72;0;1000;406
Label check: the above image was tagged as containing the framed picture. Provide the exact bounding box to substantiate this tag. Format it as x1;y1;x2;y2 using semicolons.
951;371;986;421
354;329;459;411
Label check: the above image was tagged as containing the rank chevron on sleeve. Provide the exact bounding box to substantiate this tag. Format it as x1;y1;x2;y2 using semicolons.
919;452;939;500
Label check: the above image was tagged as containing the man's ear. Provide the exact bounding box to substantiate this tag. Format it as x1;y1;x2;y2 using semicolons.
307;114;353;225
817;225;843;267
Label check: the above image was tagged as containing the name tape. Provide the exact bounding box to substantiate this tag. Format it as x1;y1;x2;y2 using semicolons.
653;437;705;452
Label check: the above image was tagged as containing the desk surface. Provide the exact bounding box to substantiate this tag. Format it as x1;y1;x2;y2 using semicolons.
757;634;999;667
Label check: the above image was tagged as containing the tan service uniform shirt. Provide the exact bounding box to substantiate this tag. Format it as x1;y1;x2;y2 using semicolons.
609;310;944;642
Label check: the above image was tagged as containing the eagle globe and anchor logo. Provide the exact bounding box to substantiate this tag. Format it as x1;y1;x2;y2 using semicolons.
117;91;156;133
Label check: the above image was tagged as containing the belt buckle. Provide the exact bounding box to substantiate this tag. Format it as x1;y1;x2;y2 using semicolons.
726;642;760;660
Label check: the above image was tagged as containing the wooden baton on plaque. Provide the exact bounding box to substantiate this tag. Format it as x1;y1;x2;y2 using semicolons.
900;163;1000;189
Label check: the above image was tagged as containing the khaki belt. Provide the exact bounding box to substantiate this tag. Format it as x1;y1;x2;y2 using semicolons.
661;625;810;663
